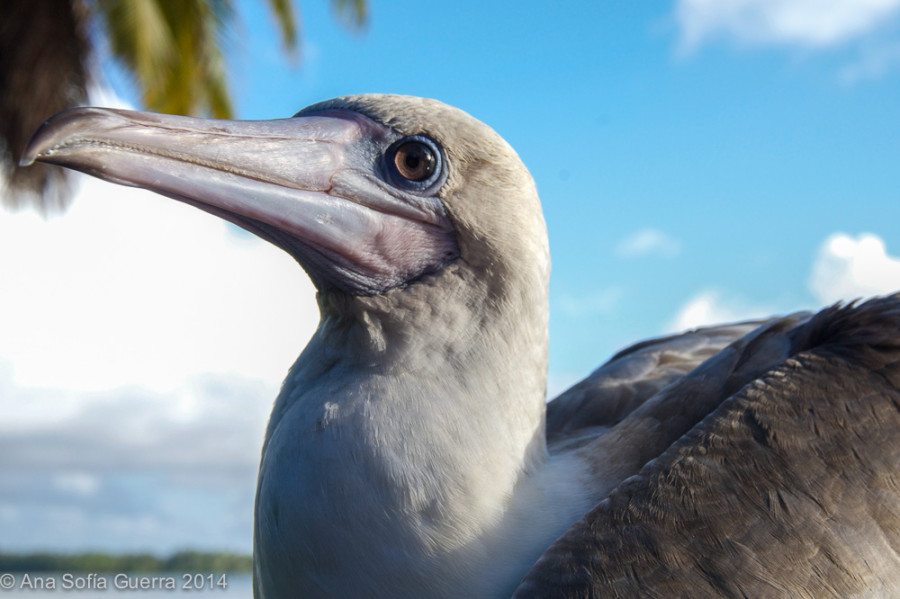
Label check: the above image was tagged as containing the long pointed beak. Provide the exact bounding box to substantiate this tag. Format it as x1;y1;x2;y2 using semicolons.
22;108;458;295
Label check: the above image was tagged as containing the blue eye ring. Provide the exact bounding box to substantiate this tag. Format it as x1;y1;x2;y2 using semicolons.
385;135;444;192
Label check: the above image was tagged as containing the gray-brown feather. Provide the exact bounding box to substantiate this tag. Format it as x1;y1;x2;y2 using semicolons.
547;319;779;449
517;294;900;597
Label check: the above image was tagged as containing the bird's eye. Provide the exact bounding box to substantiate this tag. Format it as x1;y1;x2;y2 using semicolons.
394;141;435;181
385;135;444;191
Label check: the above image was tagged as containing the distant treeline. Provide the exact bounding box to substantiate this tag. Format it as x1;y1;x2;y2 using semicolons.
0;550;252;573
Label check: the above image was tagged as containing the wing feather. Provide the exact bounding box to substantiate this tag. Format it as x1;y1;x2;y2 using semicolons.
521;295;900;597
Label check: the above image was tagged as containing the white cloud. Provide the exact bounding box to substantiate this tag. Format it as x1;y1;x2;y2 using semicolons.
808;232;900;304
666;290;775;332
0;176;318;393
615;228;681;258
676;0;900;51
54;473;101;497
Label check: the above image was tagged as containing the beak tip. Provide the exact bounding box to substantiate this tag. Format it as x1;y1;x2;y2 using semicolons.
18;150;38;168
19;106;127;170
20;120;60;168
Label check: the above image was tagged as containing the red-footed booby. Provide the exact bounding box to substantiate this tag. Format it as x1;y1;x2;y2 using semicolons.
22;95;900;598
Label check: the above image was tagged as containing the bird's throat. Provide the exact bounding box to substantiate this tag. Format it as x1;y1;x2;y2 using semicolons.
253;268;581;598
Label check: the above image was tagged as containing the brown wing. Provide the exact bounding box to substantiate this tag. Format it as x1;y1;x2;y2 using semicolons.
520;295;900;597
546;314;809;454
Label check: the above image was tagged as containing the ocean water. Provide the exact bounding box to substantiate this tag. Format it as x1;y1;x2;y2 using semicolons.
0;573;253;597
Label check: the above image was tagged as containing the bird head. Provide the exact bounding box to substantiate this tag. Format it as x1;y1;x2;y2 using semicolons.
22;94;548;305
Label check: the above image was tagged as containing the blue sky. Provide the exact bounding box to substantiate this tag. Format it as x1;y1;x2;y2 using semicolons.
222;0;900;381
2;0;900;555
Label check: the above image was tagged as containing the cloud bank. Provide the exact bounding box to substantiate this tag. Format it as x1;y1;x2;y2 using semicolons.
676;0;900;50
0;177;317;393
668;232;900;333
0;174;319;552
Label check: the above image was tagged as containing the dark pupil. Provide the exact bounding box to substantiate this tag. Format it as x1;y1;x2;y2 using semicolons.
405;152;421;170
395;142;434;181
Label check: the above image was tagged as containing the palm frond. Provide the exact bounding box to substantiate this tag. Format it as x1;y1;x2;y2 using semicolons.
331;0;368;30
97;0;234;118
0;0;90;213
265;0;299;52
